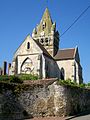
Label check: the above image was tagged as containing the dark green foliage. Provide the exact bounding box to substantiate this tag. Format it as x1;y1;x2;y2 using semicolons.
87;82;90;86
58;79;78;87
0;74;39;84
0;75;10;81
85;82;90;89
79;83;86;88
10;75;23;84
58;79;87;88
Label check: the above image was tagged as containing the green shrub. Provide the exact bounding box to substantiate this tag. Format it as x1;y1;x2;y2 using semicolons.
58;79;87;88
0;74;39;83
85;82;90;89
87;82;90;86
10;75;23;83
0;75;10;81
79;83;86;88
18;74;39;81
58;79;78;87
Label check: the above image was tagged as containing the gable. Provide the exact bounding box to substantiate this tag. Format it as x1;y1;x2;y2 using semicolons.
13;35;42;59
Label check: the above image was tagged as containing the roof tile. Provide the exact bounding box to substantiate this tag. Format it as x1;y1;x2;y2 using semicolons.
54;48;75;60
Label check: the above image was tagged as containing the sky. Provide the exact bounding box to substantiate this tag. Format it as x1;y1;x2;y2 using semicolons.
0;0;90;83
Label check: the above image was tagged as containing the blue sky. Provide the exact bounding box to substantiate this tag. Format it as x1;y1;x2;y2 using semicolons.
0;0;90;83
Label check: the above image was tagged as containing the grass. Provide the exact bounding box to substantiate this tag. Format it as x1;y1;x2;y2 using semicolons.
0;74;39;83
18;74;39;81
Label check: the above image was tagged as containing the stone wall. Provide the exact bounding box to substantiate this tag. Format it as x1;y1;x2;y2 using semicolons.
0;79;90;119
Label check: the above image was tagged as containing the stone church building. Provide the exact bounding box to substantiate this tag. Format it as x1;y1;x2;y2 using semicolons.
9;8;83;84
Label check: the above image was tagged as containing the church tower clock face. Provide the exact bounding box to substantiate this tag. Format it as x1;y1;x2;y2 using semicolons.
21;58;34;74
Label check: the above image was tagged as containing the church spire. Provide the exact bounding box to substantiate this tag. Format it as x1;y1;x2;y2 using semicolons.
32;8;54;37
32;8;59;57
41;7;53;25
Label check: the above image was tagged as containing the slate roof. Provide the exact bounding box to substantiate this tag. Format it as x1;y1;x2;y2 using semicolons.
54;48;76;60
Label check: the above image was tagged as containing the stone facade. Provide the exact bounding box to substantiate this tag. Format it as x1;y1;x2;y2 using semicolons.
0;80;90;119
57;59;82;84
9;8;83;84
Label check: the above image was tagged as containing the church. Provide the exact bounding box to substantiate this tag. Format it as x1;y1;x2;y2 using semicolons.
9;8;83;84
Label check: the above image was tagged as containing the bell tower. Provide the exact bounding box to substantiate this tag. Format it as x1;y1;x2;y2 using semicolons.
32;8;59;57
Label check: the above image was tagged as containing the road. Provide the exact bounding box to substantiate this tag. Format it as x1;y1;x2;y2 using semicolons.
66;113;90;120
25;114;90;120
25;112;90;120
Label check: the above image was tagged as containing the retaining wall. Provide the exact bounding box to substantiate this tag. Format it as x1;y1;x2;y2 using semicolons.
0;79;90;119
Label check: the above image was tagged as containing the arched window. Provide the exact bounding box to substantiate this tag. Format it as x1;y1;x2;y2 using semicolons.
20;57;34;74
61;67;65;80
27;42;30;49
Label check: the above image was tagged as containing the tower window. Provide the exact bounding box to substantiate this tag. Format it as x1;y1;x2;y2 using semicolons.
45;38;49;46
45;38;48;43
42;22;46;30
27;42;30;49
40;38;44;43
46;43;48;46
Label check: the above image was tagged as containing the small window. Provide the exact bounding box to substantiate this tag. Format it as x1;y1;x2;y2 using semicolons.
61;68;65;80
45;38;48;43
27;42;30;49
40;38;44;43
42;22;46;30
45;38;49;46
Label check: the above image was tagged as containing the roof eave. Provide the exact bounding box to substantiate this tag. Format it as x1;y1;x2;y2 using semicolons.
55;58;75;61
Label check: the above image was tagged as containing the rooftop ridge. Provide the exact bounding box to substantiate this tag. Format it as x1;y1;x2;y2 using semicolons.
59;48;76;50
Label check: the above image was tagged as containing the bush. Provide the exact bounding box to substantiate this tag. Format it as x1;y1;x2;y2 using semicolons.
18;74;39;81
0;74;39;83
87;82;90;86
0;75;10;81
79;83;86;88
10;75;23;83
58;79;78;87
58;79;87;88
85;82;90;89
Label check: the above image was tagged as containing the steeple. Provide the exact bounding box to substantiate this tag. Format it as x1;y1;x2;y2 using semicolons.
32;8;54;37
32;8;59;57
41;7;53;34
42;7;52;22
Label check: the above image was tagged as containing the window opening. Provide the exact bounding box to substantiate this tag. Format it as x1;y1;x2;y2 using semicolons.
42;22;46;30
61;68;65;80
27;42;30;49
40;38;44;43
